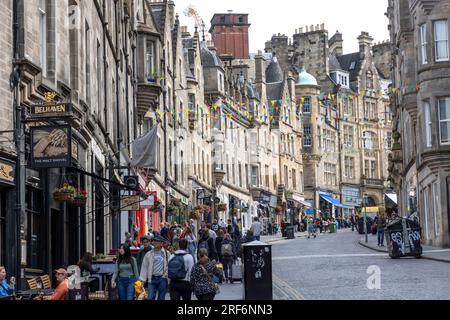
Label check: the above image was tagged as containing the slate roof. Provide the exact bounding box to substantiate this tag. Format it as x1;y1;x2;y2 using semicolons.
329;54;343;71
200;43;224;68
337;52;362;82
266;82;284;101
266;58;284;84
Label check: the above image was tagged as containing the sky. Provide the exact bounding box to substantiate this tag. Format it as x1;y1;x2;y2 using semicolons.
174;0;390;54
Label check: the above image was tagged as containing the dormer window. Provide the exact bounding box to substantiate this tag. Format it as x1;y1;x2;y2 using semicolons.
349;62;356;70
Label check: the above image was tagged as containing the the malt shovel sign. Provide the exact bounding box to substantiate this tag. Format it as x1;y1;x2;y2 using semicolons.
29;92;73;168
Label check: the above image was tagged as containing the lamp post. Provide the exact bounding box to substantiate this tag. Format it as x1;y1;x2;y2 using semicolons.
363;194;368;243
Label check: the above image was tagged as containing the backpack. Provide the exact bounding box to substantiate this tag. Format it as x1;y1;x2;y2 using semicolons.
168;254;187;280
221;243;233;256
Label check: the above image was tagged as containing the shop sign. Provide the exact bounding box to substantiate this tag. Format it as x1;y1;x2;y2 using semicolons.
31;125;72;168
30;92;73;118
122;195;140;211
0;160;15;185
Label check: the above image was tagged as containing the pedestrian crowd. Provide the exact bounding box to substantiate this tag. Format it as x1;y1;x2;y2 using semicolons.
111;217;260;301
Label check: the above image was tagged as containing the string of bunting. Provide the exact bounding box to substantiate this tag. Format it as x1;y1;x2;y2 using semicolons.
151;82;418;123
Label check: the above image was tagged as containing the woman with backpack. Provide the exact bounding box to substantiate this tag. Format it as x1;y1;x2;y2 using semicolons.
111;244;139;300
190;249;222;301
221;234;236;283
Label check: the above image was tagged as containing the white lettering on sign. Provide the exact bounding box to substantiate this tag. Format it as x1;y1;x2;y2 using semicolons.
366;265;381;290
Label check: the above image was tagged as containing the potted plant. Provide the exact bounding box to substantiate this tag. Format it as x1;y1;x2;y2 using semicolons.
71;188;88;207
53;183;76;202
152;200;162;212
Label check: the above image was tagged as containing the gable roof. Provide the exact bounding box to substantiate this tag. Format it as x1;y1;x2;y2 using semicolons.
337;52;362;82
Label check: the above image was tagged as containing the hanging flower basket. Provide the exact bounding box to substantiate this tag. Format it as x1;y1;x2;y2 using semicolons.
217;203;227;212
53;191;75;202
70;188;88;207
189;210;202;220
275;206;283;215
53;183;76;202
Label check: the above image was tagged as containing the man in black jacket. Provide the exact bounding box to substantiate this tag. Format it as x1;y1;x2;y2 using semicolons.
136;236;153;273
197;229;218;261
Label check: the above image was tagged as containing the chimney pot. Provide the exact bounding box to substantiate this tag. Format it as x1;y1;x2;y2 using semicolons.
299;27;303;33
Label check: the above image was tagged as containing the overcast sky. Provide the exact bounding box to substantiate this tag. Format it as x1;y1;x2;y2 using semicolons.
174;0;390;54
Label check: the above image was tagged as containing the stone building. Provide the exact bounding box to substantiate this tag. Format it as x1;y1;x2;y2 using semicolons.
266;26;393;218
0;0;15;269
387;0;450;247
0;0;138;286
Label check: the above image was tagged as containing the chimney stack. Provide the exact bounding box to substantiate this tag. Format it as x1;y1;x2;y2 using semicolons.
358;31;374;59
329;30;343;56
255;50;266;84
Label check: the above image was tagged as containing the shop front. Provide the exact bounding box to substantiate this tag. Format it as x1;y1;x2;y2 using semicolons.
0;157;16;270
167;187;190;225
319;192;353;219
342;186;360;218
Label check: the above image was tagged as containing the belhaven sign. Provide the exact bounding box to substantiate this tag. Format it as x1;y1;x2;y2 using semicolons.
30;102;73;118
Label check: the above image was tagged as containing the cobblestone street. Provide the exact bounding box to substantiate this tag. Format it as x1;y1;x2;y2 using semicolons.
270;229;450;300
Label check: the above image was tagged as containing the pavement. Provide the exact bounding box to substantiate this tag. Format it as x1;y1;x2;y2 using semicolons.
358;232;450;263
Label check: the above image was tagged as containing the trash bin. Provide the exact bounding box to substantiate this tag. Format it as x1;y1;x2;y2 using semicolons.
285;226;295;239
281;223;291;237
69;282;89;300
386;218;422;259
329;223;337;234
242;241;273;300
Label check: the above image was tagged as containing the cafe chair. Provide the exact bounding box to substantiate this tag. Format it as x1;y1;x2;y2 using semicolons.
27;278;39;290
40;275;52;289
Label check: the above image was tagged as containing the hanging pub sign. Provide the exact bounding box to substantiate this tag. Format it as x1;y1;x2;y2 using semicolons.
31;125;72;168
30;92;73;119
0;159;15;186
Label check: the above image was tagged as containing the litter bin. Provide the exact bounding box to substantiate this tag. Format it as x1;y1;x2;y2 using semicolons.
386;218;422;259
329;223;337;234
285;226;295;239
69;282;89;300
242;241;273;300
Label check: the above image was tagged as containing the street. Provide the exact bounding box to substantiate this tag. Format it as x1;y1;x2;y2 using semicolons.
270;229;450;300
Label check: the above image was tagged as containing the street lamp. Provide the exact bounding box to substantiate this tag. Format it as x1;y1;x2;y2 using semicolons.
363;194;368;243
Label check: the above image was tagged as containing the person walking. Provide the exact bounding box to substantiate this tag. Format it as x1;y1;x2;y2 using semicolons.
184;227;197;263
250;217;262;241
168;239;194;301
197;228;218;261
220;234;236;283
190;249;222;301
140;235;171;300
136;236;153;273
307;218;316;239
0;266;15;298
376;213;387;247
111;244;139;301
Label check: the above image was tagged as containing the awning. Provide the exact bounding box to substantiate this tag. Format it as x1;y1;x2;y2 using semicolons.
385;193;398;205
292;194;313;208
320;194;354;209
